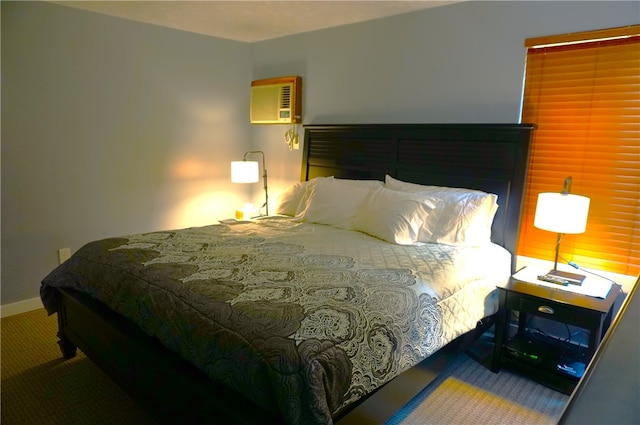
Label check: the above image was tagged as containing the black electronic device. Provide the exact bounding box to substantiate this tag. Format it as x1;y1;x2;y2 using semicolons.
505;338;547;365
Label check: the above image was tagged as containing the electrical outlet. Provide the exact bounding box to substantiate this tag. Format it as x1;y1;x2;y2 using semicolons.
58;248;71;264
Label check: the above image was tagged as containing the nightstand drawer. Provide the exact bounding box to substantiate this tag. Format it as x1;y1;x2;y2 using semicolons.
517;297;575;321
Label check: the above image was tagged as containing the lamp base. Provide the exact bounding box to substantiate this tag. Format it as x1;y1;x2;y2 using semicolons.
546;269;586;286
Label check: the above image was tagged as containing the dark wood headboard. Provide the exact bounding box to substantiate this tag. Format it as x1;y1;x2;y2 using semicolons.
301;124;535;269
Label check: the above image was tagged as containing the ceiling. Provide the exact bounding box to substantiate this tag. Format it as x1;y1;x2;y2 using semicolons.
51;1;458;42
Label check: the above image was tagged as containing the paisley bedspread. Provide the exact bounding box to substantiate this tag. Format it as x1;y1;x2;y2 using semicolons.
40;216;510;424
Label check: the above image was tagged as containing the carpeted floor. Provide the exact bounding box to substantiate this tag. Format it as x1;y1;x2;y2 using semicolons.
1;309;157;425
1;308;568;424
386;350;568;424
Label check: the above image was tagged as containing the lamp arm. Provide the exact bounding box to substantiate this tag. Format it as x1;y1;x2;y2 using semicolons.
553;232;563;271
562;176;572;194
263;168;268;216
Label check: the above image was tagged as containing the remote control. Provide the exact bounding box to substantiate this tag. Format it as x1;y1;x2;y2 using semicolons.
537;274;569;286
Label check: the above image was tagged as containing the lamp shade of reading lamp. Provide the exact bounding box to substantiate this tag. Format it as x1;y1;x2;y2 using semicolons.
231;161;259;183
230;151;268;216
533;176;590;284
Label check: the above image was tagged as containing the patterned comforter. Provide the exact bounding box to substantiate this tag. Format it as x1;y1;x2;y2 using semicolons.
41;217;510;424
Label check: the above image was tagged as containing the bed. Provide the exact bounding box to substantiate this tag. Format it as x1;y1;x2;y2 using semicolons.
40;123;534;425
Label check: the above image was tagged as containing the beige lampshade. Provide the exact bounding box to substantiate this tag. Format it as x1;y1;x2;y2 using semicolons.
534;192;590;234
231;161;259;183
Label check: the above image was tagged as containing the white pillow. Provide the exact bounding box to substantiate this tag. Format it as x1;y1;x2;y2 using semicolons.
275;177;333;216
291;176;333;217
426;191;498;246
275;181;308;216
354;187;438;245
385;175;498;246
292;177;382;217
294;178;375;229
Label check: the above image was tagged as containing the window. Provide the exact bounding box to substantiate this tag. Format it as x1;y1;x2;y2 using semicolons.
517;25;640;277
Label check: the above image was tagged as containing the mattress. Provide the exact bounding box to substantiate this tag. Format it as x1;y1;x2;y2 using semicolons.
41;216;511;424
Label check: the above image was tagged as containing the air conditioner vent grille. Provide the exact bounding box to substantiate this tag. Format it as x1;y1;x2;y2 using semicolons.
280;86;291;109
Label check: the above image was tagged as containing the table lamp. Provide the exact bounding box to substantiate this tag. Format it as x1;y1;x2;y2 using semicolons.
231;151;268;216
533;176;590;285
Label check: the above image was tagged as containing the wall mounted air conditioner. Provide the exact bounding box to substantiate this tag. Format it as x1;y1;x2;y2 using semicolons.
250;76;302;124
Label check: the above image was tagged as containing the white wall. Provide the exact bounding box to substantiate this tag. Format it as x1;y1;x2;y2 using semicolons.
1;1;252;306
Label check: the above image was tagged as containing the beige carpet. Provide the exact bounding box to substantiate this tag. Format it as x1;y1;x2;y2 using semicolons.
1;309;568;424
387;350;568;424
1;309;158;425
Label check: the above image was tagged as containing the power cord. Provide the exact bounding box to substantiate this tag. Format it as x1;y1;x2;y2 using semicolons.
284;126;299;151
561;255;619;285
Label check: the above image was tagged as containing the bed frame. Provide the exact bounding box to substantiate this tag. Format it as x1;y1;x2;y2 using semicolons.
54;123;535;425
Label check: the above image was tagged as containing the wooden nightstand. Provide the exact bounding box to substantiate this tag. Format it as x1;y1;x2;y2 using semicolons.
491;269;621;394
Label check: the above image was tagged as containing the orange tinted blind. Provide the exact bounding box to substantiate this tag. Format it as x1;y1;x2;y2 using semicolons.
518;25;640;276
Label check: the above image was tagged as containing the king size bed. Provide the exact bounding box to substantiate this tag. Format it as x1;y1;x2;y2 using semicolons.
41;123;534;425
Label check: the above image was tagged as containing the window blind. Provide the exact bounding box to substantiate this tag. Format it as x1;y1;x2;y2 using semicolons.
518;25;640;277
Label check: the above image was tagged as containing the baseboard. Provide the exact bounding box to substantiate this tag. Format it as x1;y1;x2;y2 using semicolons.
1;297;44;318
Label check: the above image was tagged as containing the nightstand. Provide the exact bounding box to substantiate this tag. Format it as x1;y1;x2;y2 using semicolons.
491;269;621;394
